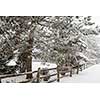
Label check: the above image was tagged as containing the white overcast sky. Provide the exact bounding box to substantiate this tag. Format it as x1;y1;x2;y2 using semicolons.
92;16;100;26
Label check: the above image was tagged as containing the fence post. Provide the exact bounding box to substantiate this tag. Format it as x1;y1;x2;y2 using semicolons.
37;67;40;83
80;65;82;71
84;63;86;69
0;78;1;83
70;68;72;77
76;65;79;74
57;66;60;82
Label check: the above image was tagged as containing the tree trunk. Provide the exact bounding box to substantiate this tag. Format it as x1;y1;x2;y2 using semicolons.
26;33;33;79
26;53;33;79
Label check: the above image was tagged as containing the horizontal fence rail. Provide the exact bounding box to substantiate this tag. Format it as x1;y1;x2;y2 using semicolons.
0;67;57;83
0;64;86;83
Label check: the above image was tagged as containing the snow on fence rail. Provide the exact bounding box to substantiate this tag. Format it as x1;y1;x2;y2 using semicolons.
0;65;85;83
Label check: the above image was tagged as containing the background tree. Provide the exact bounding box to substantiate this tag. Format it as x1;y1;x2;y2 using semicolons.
0;16;98;79
0;17;34;78
33;16;96;68
0;16;46;78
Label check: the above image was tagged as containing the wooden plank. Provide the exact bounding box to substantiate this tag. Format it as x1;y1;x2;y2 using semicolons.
37;68;40;83
0;67;56;79
76;66;79;74
0;78;1;83
59;70;70;73
0;70;37;79
70;69;72;77
48;67;56;71
57;66;60;82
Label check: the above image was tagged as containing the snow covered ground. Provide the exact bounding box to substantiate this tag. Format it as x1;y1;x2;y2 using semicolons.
56;64;100;83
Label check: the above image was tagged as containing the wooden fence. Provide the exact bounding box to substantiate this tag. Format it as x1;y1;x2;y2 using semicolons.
0;65;86;83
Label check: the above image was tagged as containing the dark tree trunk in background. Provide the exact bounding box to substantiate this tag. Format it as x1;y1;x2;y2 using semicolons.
26;33;33;79
26;52;32;79
26;51;33;79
